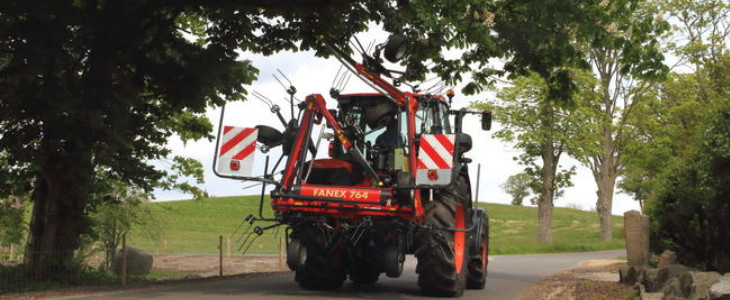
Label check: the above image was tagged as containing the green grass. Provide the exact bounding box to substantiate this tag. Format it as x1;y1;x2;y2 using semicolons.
480;203;625;254
127;195;625;255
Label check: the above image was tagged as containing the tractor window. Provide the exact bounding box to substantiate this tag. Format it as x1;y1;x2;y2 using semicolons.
363;127;386;146
415;107;434;134
439;103;452;134
416;100;451;134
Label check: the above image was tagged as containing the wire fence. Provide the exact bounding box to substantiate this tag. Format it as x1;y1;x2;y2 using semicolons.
0;234;287;295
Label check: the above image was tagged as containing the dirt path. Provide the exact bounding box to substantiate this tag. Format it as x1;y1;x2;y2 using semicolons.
150;254;284;278
516;260;634;300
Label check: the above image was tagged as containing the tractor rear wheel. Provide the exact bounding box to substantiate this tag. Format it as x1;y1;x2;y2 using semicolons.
467;212;489;289
415;175;470;297
294;226;346;290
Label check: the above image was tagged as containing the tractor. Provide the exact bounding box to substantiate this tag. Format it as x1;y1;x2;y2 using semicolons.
213;34;491;297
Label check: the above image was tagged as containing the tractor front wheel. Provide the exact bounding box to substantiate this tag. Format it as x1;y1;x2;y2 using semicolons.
415;175;470;297
467;212;489;289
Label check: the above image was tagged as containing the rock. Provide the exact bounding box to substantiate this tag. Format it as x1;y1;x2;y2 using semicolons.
658;250;678;269
652;265;701;292
113;246;153;277
709;274;730;300
662;271;721;300
621;265;644;285
663;276;683;300
643;292;664;300
641;268;661;292
625;210;651;267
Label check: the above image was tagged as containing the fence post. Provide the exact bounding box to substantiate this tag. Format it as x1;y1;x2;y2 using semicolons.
278;235;284;271
219;235;223;277
121;233;127;286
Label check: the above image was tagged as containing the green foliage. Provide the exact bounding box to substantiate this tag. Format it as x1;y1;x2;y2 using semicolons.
87;180;166;271
0;196;26;248
474;73;582;204
501;172;533;206
619;72;712;205
647;100;730;272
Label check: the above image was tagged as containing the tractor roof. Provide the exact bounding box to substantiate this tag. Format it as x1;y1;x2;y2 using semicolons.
338;93;449;106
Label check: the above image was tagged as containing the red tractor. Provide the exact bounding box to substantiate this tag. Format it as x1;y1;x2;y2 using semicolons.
213;34;491;297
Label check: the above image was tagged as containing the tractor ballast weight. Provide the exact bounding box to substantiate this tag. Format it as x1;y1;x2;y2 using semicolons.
213;34;492;297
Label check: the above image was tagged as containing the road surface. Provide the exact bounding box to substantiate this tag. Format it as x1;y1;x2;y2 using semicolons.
73;249;624;300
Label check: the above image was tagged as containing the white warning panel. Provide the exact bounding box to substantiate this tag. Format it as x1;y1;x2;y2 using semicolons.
416;134;455;185
216;126;257;177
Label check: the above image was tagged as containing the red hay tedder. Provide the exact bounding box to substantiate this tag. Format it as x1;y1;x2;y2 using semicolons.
213;34;492;297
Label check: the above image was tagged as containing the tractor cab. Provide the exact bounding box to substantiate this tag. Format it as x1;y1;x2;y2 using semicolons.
312;93;455;188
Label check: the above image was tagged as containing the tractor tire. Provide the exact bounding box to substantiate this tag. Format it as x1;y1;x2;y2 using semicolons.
294;226;346;290
467;212;489;289
348;260;380;284
415;175;470;297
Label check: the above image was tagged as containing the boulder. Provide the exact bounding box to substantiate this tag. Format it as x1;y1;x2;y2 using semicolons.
641;268;661;292
651;265;701;292
709;274;730;300
113;246;153;277
621;265;644;285
662;271;721;300
658;250;678;269
663;276;683;300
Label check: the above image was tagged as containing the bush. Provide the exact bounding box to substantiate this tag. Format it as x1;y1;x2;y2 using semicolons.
647;107;730;272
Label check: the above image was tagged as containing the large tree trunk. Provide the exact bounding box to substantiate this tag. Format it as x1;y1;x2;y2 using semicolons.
537;189;554;244
593;128;618;242
23;3;115;279
537;148;556;244
595;164;617;242
537;103;556;244
25;131;94;280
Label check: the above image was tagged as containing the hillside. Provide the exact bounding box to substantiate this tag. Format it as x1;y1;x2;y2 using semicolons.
128;196;625;255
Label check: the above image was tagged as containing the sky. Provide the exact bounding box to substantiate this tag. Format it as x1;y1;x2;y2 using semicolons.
152;29;641;217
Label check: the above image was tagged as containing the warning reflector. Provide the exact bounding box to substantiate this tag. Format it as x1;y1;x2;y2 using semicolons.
416;134;455;185
216;126;257;177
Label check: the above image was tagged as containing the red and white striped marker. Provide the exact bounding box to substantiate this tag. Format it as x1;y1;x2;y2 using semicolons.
216;126;257;177
417;134;455;169
416;134;455;185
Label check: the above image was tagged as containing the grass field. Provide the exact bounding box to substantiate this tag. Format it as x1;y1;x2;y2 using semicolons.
127;195;625;255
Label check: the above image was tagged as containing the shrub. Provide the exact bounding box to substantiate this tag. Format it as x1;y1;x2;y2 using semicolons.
647;107;730;272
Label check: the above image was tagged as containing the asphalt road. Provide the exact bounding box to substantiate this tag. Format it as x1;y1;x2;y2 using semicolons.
74;249;624;300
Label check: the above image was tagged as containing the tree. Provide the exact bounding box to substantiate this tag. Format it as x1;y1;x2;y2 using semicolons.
661;0;729;98
0;0;668;279
647;93;730;272
619;0;729;269
475;73;579;244
619;0;729;208
564;0;668;242
0;2;258;279
619;73;707;207
88;182;164;271
501;172;533;206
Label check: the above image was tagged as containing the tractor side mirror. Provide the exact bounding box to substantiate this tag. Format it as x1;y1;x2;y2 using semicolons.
383;34;408;63
481;111;492;131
